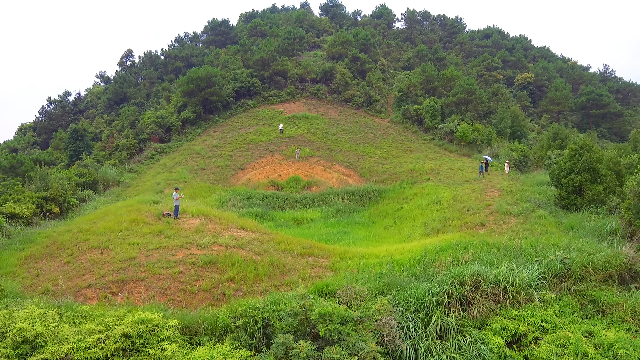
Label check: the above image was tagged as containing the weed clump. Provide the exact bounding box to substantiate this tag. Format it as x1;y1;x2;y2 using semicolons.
268;175;315;193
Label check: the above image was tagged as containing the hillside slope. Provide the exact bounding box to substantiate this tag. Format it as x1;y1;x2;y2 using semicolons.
1;100;638;359
13;100;509;308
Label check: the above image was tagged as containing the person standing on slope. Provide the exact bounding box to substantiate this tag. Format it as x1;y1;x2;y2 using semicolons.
279;123;284;134
484;158;489;174
505;160;510;175
479;161;485;178
172;187;183;219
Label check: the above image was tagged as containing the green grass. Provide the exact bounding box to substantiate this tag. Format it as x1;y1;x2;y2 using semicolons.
0;100;637;359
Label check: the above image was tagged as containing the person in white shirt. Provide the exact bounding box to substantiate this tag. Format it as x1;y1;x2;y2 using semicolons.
172;187;183;219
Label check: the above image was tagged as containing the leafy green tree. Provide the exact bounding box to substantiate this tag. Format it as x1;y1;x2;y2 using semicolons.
0;152;35;181
400;9;434;46
140;106;180;143
394;62;440;114
455;122;474;145
532;124;577;167
201;18;238;49
32;90;79;150
539;78;573;123
630;129;640;153
499;141;533;172
325;30;354;61
574;85;623;139
65;121;94;166
443;76;487;122
418;97;442;130
225;69;262;101
0;178;38;224
621;172;640;240
491;105;530;141
117;48;136;70
27;168;80;218
434;115;462;142
369;4;397;30
319;0;352;28
174;65;232;119
549;136;618;211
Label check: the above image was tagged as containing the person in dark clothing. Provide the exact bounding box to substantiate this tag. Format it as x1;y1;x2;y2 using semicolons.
484;159;489;174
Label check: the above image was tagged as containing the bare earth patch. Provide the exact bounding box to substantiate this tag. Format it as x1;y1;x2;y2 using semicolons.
21;220;331;309
232;154;365;189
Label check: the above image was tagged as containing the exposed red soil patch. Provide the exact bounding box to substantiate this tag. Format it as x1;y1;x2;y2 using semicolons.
21;220;331;309
232;155;365;189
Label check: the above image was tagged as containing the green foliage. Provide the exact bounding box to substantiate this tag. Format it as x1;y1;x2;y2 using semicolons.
0;304;187;359
268;175;315;193
502;142;533;173
221;185;386;213
454;122;496;147
66;121;94;166
630;129;640;153
491;105;530;141
549;136;621;211
532;123;577;168
0;215;8;238
404;97;442;130
175;65;233;120
189;342;253;360
621;172;640;240
0;152;36;181
482;295;640;359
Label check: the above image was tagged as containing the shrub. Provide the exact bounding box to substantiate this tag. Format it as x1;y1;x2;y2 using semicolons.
268;175;315;193
502;142;533;173
0;216;7;237
189;342;253;360
621;172;640;240
549;136;619;211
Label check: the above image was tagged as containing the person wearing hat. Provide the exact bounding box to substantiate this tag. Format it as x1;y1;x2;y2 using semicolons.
505;160;510;175
479;161;485;178
172;187;183;219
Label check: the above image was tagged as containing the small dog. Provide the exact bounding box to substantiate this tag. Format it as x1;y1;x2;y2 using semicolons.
162;211;173;218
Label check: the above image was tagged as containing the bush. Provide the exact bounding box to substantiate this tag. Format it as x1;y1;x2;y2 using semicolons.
0;216;8;238
268;175;315;193
502;142;533;173
621;172;640;240
190;342;253;360
549;136;619;211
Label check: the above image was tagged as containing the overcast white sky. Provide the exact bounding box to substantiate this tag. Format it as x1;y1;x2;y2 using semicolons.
1;0;638;143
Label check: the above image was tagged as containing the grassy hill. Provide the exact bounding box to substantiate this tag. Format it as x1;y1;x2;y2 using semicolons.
1;100;638;359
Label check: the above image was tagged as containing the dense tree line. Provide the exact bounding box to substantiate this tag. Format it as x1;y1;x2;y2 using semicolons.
1;0;639;234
